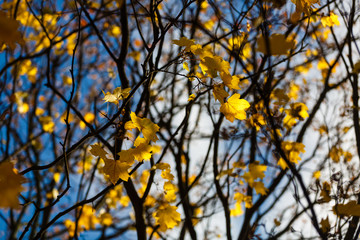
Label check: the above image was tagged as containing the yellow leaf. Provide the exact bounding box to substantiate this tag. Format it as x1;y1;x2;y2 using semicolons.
161;169;174;181
109;25;121;36
189;44;203;55
103;87;131;105
66;33;77;55
321;12;340;27
317;58;329;70
151;162;173;182
228;33;248;51
18;102;29;114
285;141;305;162
248;113;266;131
252;181;268;195
278;141;305;169
200;55;230;78
62;75;72;85
77;205;99;230
242;161;267;187
200;1;208;10
333;201;360;217
203;19;214;30
230;202;243;217
90;144;134;184
344;151;352;162
230;192;252;217
213;84;229;104
60;111;74;124
220;93;250;122
153;204;181;231
283;102;309;129
129;51;141;61
80;112;95;130
19;60;37;83
188;94;196;102
90;143;109;160
277;158;288;170
313;170;321;180
35;108;45;116
288;83;300;100
39;116;55;133
172;37;195;52
64;219;76;237
132;137;153;161
221;73;241;90
234;192;252;208
183;62;189;71
192;207;203;225
99;212;112;226
144;195;156;207
105;185;123;208
257;34;295;55
119;195;130;207
164;181;177;202
0;11;25;50
0;161;26;209
103;158;130;184
295;62;312;74
125;112;160;142
216;168;234;180
291;0;319;16
53;172;61;183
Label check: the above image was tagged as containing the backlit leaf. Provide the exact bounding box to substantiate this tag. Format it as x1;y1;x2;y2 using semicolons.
200;55;230;78
125;112;160;142
103;150;134;184
103;87;131;105
213;84;229;104
153;204;181;231
172;37;195;52
132;137;154;161
220;93;250;122
321;12;340;27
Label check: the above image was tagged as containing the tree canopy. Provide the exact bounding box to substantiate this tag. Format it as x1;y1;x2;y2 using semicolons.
1;0;360;239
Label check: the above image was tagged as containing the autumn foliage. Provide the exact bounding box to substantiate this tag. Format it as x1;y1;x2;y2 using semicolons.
1;0;360;239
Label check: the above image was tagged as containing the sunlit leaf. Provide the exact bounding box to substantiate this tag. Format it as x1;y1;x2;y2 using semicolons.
321;12;340;27
172;37;195;52
102;150;134;184
200;55;230;78
153;204;181;231
213;84;229;104
125;112;160;142
220;93;250;122
188;94;196;102
103;87;131;105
